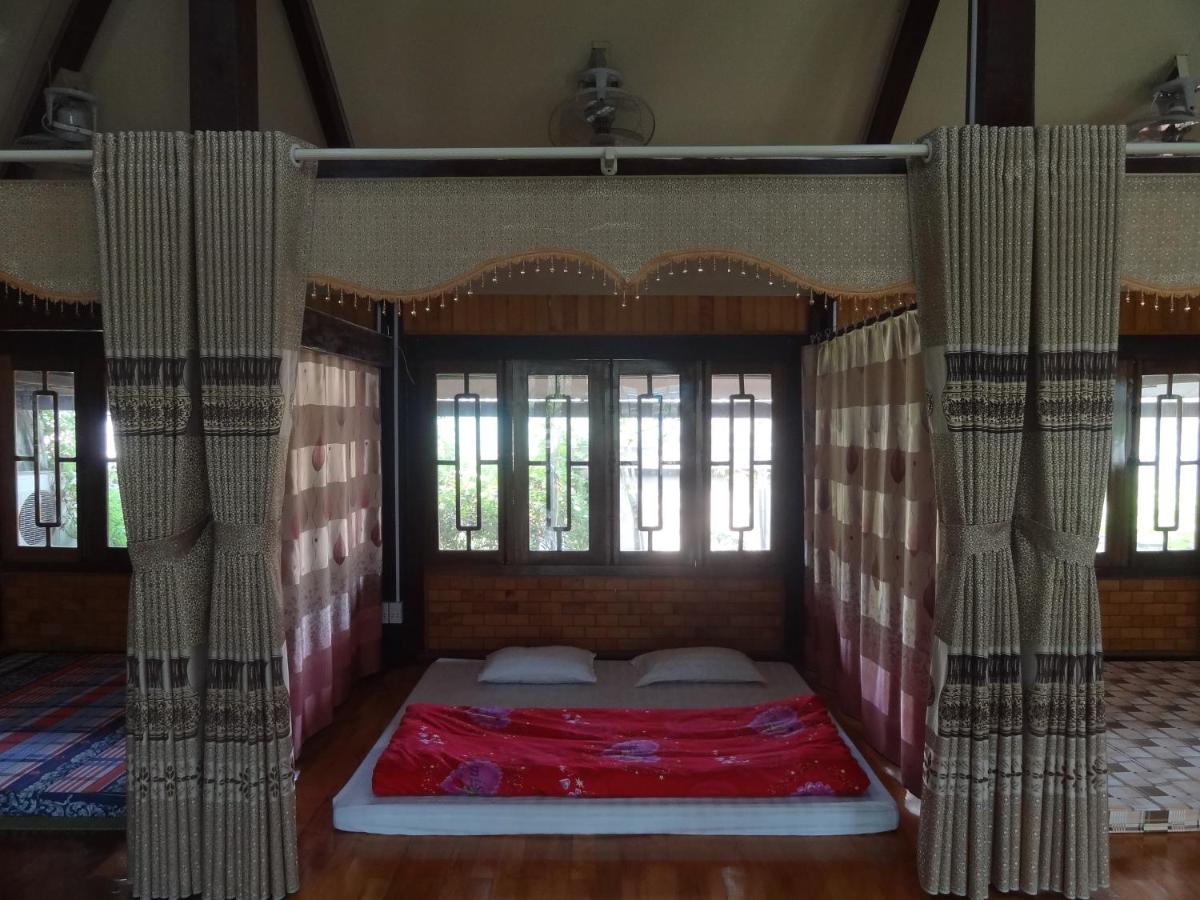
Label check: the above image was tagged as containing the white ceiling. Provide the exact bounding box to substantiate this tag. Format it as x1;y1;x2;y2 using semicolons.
2;0;1199;149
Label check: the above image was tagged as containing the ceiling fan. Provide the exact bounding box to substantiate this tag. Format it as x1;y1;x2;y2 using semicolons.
1127;55;1198;143
549;44;655;147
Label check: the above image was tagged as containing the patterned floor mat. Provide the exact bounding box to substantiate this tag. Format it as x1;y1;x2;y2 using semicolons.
0;652;125;828
1106;660;1200;833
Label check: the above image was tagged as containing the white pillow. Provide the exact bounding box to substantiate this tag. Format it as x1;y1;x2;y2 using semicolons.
477;646;597;684
632;647;765;687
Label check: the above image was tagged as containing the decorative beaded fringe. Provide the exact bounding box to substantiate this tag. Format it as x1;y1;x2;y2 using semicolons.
301;250;921;320
0;277;100;317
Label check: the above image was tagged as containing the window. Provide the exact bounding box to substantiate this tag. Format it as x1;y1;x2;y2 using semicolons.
423;350;789;569
521;369;594;554
1134;372;1198;553
617;368;685;553
1098;351;1200;573
709;373;773;552
105;407;127;548
13;369;77;548
435;372;499;552
1;332;127;566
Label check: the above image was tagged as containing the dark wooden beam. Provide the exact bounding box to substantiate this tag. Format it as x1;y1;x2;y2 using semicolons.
864;0;940;143
966;0;1035;125
301;307;391;367
189;0;258;131
279;0;353;146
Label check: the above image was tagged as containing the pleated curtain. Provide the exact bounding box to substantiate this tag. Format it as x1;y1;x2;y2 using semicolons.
94;132;214;899
908;125;1122;899
908;127;1035;898
94;130;315;899
194;131;317;898
801;312;936;796
1011;127;1121;896
282;349;383;756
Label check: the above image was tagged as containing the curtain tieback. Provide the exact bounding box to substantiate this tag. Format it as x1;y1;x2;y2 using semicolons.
127;515;211;570
939;519;1011;556
213;520;281;553
1014;515;1097;567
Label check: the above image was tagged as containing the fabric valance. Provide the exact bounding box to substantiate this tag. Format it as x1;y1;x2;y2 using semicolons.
2;171;1198;305
0;180;100;301
1120;174;1200;296
307;174;915;300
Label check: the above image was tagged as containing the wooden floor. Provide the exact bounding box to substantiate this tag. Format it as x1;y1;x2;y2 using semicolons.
2;664;1198;899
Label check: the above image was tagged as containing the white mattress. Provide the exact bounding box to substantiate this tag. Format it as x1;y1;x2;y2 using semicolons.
332;658;899;836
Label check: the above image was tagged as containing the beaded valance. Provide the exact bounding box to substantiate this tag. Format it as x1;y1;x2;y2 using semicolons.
2;172;1198;310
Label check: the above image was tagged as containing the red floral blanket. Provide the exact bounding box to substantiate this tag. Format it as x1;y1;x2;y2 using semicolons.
372;695;870;799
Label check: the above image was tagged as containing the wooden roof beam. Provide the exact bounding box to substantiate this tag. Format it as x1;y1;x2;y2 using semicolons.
863;0;940;143
280;0;353;146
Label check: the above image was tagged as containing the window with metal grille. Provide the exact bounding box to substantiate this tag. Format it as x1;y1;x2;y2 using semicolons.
424;352;785;567
2;332;127;567
1134;371;1198;553
435;372;500;552
617;370;684;553
13;369;77;548
709;373;773;552
525;372;591;553
1096;350;1200;574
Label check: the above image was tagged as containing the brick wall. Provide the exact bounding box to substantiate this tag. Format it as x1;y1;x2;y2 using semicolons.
0;572;128;652
425;572;786;657
1100;576;1200;655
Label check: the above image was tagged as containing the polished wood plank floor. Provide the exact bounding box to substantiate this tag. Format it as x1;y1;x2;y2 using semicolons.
2;664;1197;899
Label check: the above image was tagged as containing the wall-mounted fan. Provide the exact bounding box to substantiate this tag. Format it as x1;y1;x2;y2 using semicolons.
549;45;655;147
1127;55;1198;143
8;75;97;176
15;81;98;148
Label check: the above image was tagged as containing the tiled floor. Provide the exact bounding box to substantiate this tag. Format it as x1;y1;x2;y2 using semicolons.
1107;660;1200;833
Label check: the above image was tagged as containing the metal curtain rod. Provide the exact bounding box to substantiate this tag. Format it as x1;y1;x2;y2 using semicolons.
1;141;1199;170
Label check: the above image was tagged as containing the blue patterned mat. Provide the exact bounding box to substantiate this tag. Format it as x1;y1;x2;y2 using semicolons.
0;652;125;826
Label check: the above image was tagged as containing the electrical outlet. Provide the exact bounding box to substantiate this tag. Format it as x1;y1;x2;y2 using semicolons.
381;603;404;625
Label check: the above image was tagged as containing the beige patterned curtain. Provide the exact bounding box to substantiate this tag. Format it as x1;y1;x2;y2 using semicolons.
1011;126;1122;896
909;125;1120;899
194;131;317;899
802;312;936;796
93;133;213;898
282;349;383;756
907;127;1035;898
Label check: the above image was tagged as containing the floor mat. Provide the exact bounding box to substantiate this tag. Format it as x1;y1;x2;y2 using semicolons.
1107;660;1200;833
0;652;125;829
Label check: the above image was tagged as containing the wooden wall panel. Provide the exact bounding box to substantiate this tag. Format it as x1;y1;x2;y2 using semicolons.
1119;298;1200;335
831;294;914;329
831;296;1200;336
306;293;378;329
402;294;812;336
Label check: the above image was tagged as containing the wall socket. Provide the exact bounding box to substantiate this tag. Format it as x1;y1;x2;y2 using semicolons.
381;603;404;625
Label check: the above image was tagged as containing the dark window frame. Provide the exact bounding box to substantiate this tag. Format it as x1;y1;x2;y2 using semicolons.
705;366;780;557
509;359;609;565
0;330;129;572
1097;337;1200;578
411;335;800;577
420;360;506;565
612;359;698;567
